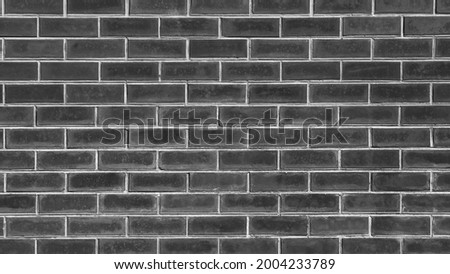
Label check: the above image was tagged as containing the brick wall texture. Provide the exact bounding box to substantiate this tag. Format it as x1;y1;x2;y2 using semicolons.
1;0;450;254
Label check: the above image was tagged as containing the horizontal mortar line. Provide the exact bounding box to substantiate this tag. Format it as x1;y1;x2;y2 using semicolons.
2;147;450;151
0;191;443;195
0;170;438;174
0;213;444;217
3;14;450;18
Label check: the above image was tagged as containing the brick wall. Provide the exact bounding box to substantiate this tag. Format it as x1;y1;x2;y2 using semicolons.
0;0;449;254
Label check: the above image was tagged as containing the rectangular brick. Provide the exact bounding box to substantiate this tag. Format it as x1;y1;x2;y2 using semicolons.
343;239;400;254
315;0;372;14
6;217;64;237
6;173;65;192
41;62;98;81
5;40;64;59
281;151;338;169
37;151;95;170
310;84;368;103
101;62;158;81
220;239;278;254
0;18;37;37
99;239;157;254
403;151;450;168
40;18;97;37
68;217;125;236
67;0;125;14
161;62;219;81
404;239;450;254
5;0;63;14
249;216;307;236
310;217;369;236
130;0;186;15
402;106;450;125
342;150;400;168
188;217;246;236
101;18;158;37
5;85;64;104
374;39;432;58
372;172;430;192
66;85;124;104
0;195;36;213
0;63;37;81
372;128;430;148
375;0;433;13
188;84;246;103
251;39;309;59
249;84;307;104
190;40;247;59
160;151;217;171
220;151;277;170
129;217;185;236
313;39;370;58
160;239;217;254
39;195;97;214
191;0;249;14
129;40;186;59
283;18;339;37
0;152;34;170
343;62;401;80
253;0;309;14
311;172;370;192
128;84;185;104
282;194;339;213
223;62;280;81
344;17;401;36
283;62;340;80
405;17;450;35
222;18;279;37
37;107;95;126
161;194;218;213
371;84;430;103
37;240;95;254
372;217;430;236
343;194;400;213
403;195;450;212
221;194;278;213
68;173;125;192
67;39;125;59
342;106;398;125
161;18;218;37
281;238;339;254
6;129;64;149
100;194;157;214
438;0;450;13
250;172;308;192
190;173;247;192
0;240;35;254
0;107;34;126
99;151;156;171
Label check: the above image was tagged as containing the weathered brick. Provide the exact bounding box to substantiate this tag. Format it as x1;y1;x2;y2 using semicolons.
5;85;64;104
282;238;339;254
188;84;246;103
0;195;36;213
68;217;125;236
99;239;157;254
222;18;279;37
433;217;450;235
0;240;35;254
403;195;450;212
344;17;401;36
282;194;339;212
191;0;249;14
221;194;278;213
253;0;309;14
39;195;97;213
68;173;125;192
343;194;400;213
403;151;450;168
129;40;186;59
405;17;450;35
41;62;98;80
0;152;35;170
310;217;369;236
433;173;450;191
40;18;97;37
129;217;185;235
438;0;450;13
343;62;401;80
375;0;433;13
250;173;308;192
101;62;158;81
309;128;368;148
67;0;125;14
372;173;430;192
283;62;340;80
252;40;309;59
101;18;158;37
341;150;400;168
5;40;64;59
7;217;64;237
404;239;450;254
159;107;216;126
67;85;124;104
311;172;370;192
99;151;156;170
161;194;218;213
404;62;450;80
222;62;280;81
7;129;64;149
372;217;430;236
249;84;307;104
100;194;157;214
37;240;95;254
6;173;65;192
341;106;398;125
282;18;340;37
130;0;186;15
0;18;37;37
371;84;430;103
374;39;432;58
220;151;277;170
190;173;246;193
342;239;400;254
372;128;430;148
160;239;218;254
67;39;125;59
162;62;219;80
281;150;338;169
188;217;246;236
250;216;307;236
37;151;95;170
220;239;278;254
128;84;185;104
315;0;372;14
161;18;218;37
5;0;63;14
310;84;368;103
